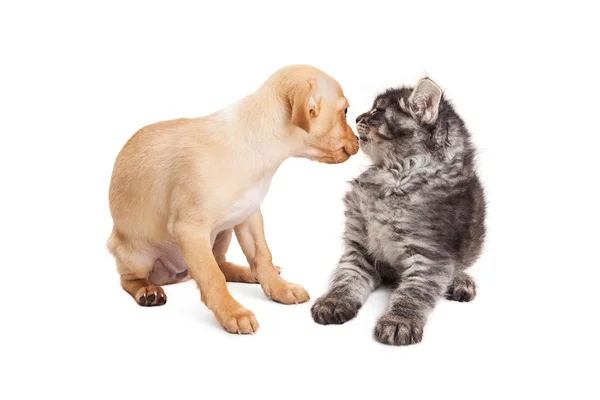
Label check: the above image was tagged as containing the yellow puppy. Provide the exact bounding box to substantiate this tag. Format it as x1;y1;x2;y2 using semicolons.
107;65;359;334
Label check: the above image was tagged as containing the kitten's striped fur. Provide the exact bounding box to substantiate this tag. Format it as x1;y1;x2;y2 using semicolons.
311;79;486;345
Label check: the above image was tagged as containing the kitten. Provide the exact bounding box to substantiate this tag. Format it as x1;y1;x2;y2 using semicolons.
311;78;486;346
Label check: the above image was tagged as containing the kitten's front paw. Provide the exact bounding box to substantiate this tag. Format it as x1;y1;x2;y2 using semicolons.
374;315;424;346
311;296;361;325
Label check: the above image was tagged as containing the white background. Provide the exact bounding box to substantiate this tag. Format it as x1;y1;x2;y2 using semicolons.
1;1;599;399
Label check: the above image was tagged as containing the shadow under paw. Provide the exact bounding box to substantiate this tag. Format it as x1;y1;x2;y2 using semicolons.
374;315;424;346
311;296;361;325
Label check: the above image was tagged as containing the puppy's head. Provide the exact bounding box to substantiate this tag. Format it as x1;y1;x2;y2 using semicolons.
274;65;359;164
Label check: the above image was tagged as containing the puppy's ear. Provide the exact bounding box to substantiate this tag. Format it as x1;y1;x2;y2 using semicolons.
408;78;442;124
290;79;318;132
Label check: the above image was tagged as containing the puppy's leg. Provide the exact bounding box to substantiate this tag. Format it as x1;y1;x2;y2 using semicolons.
374;259;453;346
107;229;168;307
120;267;168;307
311;240;380;325
235;210;309;304
175;223;258;334
212;230;257;283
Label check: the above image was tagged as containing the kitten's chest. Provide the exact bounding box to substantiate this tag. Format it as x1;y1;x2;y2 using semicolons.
354;177;412;263
363;196;404;254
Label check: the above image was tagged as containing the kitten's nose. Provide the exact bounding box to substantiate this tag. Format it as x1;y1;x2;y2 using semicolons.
356;114;365;124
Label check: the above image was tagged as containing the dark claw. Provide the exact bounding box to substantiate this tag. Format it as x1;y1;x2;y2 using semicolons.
138;295;147;306
157;296;166;306
147;293;156;303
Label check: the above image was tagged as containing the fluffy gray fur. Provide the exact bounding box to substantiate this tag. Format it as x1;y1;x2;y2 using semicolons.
311;78;486;346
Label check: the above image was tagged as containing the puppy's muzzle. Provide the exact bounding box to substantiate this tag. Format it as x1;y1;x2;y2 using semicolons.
343;129;359;156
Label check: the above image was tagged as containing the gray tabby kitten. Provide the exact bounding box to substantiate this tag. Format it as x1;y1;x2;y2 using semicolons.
311;78;486;346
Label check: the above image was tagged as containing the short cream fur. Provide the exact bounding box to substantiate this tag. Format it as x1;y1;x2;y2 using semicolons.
107;65;359;333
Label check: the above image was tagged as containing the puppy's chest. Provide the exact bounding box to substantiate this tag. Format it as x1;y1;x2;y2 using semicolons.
211;176;272;243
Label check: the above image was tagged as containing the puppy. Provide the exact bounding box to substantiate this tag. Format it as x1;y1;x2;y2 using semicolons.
107;65;358;334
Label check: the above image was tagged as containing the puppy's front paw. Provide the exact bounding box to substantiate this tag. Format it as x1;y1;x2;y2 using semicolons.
374;315;424;346
263;281;309;304
311;296;361;325
216;307;259;335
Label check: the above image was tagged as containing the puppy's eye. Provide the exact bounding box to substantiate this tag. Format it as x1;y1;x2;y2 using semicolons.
344;108;348;116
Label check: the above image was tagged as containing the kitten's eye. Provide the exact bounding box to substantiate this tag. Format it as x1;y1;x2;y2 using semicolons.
371;108;383;115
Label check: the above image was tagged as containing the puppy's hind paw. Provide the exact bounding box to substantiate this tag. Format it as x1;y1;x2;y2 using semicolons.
135;285;167;307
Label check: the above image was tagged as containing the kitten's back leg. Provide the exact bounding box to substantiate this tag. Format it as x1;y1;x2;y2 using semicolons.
445;270;476;302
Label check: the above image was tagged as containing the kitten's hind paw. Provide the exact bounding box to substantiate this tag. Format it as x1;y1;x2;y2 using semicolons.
311;296;361;325
374;315;424;346
445;271;477;302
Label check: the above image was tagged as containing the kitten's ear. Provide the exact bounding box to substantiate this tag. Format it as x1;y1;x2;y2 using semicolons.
290;79;319;132
407;78;442;125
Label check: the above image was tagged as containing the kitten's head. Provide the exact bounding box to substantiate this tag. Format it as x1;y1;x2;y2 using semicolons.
356;78;464;165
